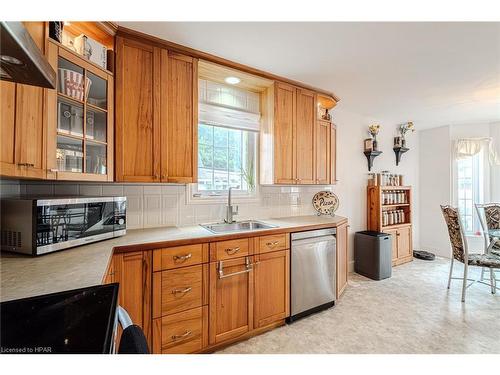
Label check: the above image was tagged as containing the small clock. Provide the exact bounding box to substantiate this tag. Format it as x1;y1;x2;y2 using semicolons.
312;191;339;216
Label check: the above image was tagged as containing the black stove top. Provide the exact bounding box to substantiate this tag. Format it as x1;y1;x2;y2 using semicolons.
0;283;119;354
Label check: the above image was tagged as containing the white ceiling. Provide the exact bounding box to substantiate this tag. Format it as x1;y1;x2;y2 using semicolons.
120;22;500;130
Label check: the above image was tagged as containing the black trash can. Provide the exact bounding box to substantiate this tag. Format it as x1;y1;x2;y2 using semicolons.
354;231;392;280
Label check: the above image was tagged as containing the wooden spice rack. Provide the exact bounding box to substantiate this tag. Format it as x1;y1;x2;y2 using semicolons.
367;185;413;266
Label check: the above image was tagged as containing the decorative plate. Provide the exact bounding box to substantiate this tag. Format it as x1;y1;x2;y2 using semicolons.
312;191;339;216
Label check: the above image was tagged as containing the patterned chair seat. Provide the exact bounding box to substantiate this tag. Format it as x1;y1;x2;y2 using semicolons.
468;253;500;268
490;238;500;257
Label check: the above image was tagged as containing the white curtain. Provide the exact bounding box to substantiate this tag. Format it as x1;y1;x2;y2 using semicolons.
455;137;500;165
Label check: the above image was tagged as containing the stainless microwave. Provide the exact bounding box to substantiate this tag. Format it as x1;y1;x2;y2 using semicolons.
1;196;126;256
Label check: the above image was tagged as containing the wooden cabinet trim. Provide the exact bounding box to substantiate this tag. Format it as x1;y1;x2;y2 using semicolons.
116;26;340;101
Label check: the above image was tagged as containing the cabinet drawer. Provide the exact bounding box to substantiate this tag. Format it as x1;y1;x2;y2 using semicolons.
153;244;208;271
211;238;250;261
153;265;203;317
258;234;289;254
153;306;205;354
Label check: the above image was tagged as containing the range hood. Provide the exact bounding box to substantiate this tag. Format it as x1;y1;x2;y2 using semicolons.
0;22;56;89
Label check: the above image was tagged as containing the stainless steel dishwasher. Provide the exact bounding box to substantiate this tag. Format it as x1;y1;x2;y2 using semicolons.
288;228;336;322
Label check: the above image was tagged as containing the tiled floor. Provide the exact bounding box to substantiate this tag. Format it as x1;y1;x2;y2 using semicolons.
218;257;500;354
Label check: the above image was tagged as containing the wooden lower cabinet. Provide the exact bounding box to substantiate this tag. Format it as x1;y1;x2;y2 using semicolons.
209;256;254;345
112;226;347;353
254;250;290;328
113;251;152;348
388;225;413;266
385;228;399;263
336;223;349;298
153;306;208;354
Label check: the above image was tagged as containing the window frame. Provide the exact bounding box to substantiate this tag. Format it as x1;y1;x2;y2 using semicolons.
453;147;489;236
188;123;260;205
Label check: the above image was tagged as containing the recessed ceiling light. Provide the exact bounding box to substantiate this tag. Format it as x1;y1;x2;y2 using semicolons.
225;76;241;85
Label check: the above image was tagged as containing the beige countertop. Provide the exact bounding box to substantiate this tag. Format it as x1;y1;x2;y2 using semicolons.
0;215;346;302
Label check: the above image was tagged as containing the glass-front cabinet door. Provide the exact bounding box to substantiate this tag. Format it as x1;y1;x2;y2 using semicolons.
47;41;113;181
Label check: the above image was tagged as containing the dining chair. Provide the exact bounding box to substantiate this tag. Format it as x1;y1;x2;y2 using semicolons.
441;205;500;302
475;203;500;281
475;203;500;254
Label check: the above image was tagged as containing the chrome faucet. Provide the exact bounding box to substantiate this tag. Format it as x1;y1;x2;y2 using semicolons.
224;187;239;223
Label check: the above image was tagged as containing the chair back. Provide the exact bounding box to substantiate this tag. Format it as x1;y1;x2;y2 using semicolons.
117;306;149;354
484;204;500;230
441;205;468;262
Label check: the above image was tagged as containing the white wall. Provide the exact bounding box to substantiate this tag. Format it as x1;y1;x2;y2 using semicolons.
332;108;420;269
0;107;421;271
419;122;500;257
419;126;452;257
490;122;500;202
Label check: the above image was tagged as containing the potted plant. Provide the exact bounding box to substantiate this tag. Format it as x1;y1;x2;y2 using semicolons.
368;124;380;151
399;122;415;147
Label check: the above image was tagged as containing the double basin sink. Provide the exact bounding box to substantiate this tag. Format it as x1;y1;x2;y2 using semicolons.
201;220;277;234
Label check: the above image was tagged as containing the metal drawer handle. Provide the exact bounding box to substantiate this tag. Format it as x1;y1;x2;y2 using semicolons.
18;163;34;167
172;330;192;341
266;241;279;247
224;247;240;255
173;253;192;263
172;287;192;295
218;256;253;279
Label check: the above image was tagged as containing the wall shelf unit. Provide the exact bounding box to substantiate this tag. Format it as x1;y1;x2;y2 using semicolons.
393;146;409;166
364;150;382;171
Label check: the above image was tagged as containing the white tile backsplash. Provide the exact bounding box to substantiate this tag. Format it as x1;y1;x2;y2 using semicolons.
54;184;79;195
26;184;55;196
8;181;336;230
79;184;103;196
102;184;124;196
144;195;162;228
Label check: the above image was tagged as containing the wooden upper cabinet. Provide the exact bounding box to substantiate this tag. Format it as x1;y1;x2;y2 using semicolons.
115;36;197;183
0;82;17;176
262;81;335;185
331;123;337;184
316;120;331;184
162;52;198;183
295;89;316;184
0;22;46;179
15;84;46;179
273;82;296;184
115;37;160;182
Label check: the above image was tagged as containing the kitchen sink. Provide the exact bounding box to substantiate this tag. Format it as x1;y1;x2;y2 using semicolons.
201;220;277;234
